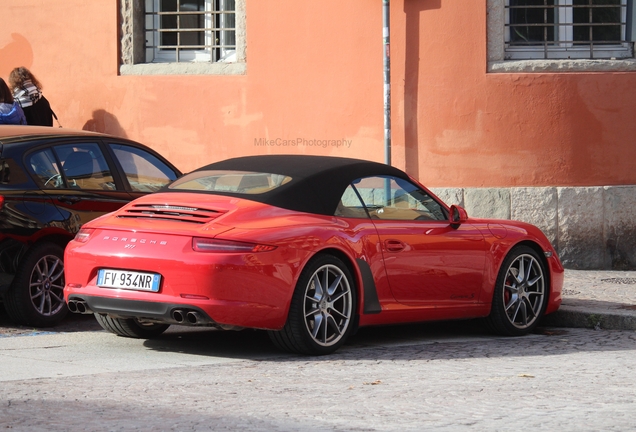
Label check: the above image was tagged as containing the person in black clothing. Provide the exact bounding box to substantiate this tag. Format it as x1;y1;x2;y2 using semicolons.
9;67;55;127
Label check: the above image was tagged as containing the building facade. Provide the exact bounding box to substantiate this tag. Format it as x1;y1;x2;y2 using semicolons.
2;0;635;269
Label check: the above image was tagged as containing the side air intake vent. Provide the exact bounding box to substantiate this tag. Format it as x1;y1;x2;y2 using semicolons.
118;204;224;224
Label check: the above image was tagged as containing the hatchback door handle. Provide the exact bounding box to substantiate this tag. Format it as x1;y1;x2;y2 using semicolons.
384;239;406;252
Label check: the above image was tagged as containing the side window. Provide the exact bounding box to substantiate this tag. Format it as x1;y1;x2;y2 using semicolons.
54;143;116;190
335;184;369;218
28;149;64;189
352;176;447;221
109;143;178;192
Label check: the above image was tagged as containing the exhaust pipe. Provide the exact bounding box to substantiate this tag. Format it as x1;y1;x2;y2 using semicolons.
67;299;92;314
67;300;77;313
186;311;201;324
76;301;87;314
172;309;185;323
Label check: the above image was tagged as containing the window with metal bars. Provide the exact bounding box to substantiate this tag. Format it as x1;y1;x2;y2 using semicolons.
145;0;236;63
505;0;634;59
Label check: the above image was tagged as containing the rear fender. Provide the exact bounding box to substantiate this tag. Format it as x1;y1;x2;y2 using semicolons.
300;247;377;322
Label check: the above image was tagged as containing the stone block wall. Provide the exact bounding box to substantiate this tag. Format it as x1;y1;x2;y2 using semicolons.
429;186;636;270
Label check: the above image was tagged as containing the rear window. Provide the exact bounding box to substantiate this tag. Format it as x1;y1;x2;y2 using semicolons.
168;170;292;195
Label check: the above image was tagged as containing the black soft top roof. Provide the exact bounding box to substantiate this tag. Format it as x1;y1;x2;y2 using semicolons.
176;155;412;215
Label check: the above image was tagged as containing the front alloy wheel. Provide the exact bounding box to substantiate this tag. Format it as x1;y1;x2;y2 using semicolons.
268;255;356;355
487;246;547;336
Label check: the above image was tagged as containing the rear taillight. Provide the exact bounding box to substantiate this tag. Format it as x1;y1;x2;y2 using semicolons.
0;195;4;209
74;228;95;243
192;238;277;253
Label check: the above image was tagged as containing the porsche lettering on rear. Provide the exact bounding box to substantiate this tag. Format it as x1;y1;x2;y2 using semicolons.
102;236;168;246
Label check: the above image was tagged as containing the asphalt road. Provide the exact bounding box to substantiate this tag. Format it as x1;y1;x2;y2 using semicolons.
1;309;635;431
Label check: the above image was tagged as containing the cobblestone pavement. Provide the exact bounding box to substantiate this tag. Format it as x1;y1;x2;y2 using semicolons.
0;309;102;337
1;270;636;431
0;324;635;431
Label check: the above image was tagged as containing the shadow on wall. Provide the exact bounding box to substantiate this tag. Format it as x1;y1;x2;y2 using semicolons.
0;33;34;77
403;0;441;179
82;110;128;138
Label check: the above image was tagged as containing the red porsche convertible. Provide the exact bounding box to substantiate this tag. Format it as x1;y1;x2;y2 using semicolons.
64;155;563;355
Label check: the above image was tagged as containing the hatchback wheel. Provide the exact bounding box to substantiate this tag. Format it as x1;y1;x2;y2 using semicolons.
486;245;547;336
268;254;356;355
5;242;68;327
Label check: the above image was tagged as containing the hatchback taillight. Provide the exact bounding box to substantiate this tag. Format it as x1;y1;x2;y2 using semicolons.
192;237;277;253
74;228;95;243
0;195;4;209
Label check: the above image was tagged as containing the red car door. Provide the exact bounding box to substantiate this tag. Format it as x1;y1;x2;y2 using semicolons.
371;219;487;306
352;176;488;307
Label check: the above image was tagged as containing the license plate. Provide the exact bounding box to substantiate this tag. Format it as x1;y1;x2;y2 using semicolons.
97;269;161;292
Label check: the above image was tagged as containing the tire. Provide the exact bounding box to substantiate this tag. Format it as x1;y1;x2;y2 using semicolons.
5;242;68;327
95;314;170;338
486;245;548;336
268;254;357;355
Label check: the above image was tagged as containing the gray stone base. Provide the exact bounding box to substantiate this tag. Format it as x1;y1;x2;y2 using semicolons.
540;308;636;331
429;186;636;270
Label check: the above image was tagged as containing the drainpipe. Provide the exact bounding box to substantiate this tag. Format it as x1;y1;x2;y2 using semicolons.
383;0;391;166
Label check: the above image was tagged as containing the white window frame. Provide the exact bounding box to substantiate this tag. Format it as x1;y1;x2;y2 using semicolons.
148;0;212;63
504;0;632;60
120;0;245;75
145;0;235;63
218;0;236;61
488;0;636;72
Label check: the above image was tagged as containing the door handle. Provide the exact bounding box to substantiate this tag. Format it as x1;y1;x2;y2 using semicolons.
59;196;82;205
384;239;406;252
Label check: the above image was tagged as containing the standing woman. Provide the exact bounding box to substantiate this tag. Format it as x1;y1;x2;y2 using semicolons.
0;78;26;125
9;67;54;126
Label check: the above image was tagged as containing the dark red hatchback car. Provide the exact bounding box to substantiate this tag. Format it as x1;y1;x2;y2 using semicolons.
0;126;181;327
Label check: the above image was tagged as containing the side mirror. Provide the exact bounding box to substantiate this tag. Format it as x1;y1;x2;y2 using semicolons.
449;205;468;225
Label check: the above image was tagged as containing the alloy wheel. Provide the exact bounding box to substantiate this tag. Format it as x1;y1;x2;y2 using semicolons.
29;254;66;317
302;264;353;347
502;253;545;329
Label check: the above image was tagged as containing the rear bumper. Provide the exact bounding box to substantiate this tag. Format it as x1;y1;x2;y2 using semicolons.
67;295;217;326
65;285;289;330
64;231;301;330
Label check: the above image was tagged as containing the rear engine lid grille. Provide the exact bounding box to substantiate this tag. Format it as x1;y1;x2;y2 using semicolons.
118;203;225;224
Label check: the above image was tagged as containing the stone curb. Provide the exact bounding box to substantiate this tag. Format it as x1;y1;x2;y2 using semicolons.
541;306;636;331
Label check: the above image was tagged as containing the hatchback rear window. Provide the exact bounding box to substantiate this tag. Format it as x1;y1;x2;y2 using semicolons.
168;170;292;195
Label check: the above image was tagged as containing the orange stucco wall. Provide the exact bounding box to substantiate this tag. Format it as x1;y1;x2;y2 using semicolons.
2;0;635;188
